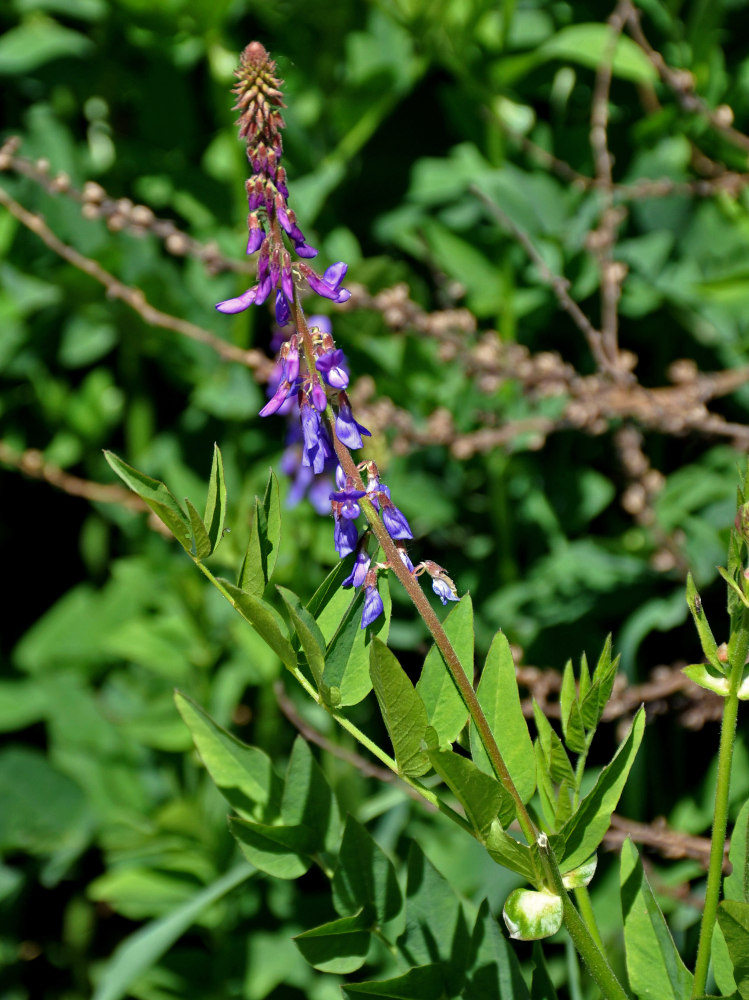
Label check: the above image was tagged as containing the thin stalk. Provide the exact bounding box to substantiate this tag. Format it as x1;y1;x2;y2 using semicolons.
574;886;605;952
291;296;539;851
540;835;631;1000
691;604;749;998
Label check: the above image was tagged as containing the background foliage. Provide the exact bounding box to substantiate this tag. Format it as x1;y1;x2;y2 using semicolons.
2;0;749;997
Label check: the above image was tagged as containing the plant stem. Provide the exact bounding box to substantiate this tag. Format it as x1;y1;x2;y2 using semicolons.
540;835;630;1000
574;886;605;952
291;297;539;848
691;604;748;998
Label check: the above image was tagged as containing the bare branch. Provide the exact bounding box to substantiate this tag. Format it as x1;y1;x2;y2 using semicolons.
0;182;274;379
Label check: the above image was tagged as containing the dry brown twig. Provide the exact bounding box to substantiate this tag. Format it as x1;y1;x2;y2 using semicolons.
622;1;749;157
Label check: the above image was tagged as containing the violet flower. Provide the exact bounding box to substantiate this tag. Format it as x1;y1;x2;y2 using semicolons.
316;348;349;389
361;577;384;629
380;498;413;540
432;579;460;605
335;398;371;450
334;514;358;558
342;549;371;589
330;486;366;520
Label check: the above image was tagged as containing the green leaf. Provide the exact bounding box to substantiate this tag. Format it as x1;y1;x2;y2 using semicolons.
0;19;94;74
396;842;469;995
580;636;618;732
294;911;371;974
718;566;749;609
471;631;535;804
174;691;281;821
726;800;749;903
203;443;227;554
560;659;586;754
219;580;296;669
686;573;724;672
324;575;390;707
484;822;536;881
0;746;89;856
277;586;327;692
428;748;513;836
238;469;281;594
503;888;563;941
682;663;732;697
415;595;472;745
307;558;357;625
229;816;311;879
620;838;693;1000
537;24;658;85
551;707;645;871
238;502;266;597
715;808;749;999
530;943;559;1000
717;901;749;1000
331;816;402;925
185;497;211;560
342;965;445;999
369;638;430;778
561;855;597;889
92;866;251;1000
463;899;531;1000
533;703;575;827
103;451;191;550
281;737;341;852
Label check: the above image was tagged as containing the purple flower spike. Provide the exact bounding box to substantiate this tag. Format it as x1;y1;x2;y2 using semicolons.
316;349;349;389
342;550;371;589
335;400;371;450
432;579;459;606
361;582;384;629
381;500;413;540
216;286;258;314
334;515;358;557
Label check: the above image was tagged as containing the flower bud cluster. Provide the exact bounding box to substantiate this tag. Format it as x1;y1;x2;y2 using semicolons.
215;42;351;325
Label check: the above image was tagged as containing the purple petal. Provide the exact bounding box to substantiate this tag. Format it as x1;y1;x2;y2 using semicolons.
247;228;265;254
361;586;383;628
324;262;348;288
334;516;358;557
311;381;327;412
432;579;459;605
275;290;291;327
342;551;371;589
309;315;332;334
216;287;258;314
382;503;412;540
294;241;318;259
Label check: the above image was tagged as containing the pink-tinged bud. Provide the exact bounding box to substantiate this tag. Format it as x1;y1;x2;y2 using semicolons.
735;503;749;542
